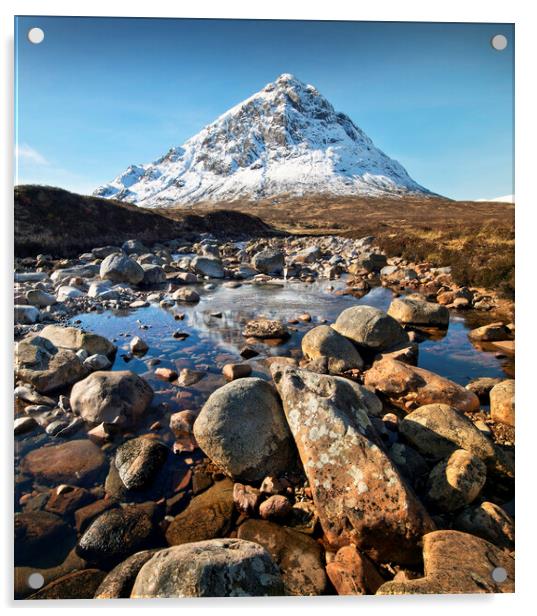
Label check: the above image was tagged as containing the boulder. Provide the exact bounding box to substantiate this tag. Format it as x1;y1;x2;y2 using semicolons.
399;404;513;480
468;322;513;342
425;449;487;512
238;519;327;596
38;324;116;357
77;506;159;568
172;287;200;303
252;249;285;275
193;378;295;483
131;538;284;598
21;440;107;486
83;354;112;371
326;545;385;595
141;264;166;285
364;359;480;413
332;306;408;351
293;246;321;264
465;377;502;403
356;253;387;272
271;366;435;564
242;318;289;339
15;511;74;567
191;255;225;278
26;289;56;307
301;325;364;373
490;380;515;427
100;253;144;285
387;297;449;328
122;239;146;254
51;264;99;283
454;501;515;549
92;245;120;259
115;437;168;490
70;370;153;427
56;285;84;301
376;530;514;594
28;570;107;600
15;335;86;393
94;550;157;598
14;305;40;325
165;479;234;546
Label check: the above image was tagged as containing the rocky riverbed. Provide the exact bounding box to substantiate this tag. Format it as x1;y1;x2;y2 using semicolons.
14;234;515;599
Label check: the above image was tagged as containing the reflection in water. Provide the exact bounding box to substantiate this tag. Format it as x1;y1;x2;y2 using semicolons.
72;279;512;390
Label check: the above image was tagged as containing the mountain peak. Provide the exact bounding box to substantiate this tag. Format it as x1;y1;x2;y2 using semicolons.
95;75;433;207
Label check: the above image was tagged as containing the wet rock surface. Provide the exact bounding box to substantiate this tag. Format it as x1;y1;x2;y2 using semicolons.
76;506;160;568
165;479;235;546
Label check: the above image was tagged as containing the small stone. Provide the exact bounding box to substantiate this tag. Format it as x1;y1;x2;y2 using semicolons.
222;363;252;381
233;483;261;515
155;368;179;381
425;449;487;512
177;368;205;386
14;416;38;435
130;336;149;354
240;346;259;359
259;494;292;521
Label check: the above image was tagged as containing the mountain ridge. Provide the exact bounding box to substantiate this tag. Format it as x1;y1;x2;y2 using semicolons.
95;73;434;207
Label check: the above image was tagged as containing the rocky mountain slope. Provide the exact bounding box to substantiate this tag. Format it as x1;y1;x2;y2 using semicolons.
95;73;433;207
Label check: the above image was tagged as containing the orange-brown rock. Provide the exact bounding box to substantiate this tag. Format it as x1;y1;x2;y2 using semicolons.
326;545;385;595
364;358;479;413
376;530;514;594
21;440;107;486
272;366;435;565
490;380;515;427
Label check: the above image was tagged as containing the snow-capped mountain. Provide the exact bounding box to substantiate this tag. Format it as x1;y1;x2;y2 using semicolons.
94;73;433;207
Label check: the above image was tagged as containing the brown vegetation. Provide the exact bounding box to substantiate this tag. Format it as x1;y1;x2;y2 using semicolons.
14;186;274;258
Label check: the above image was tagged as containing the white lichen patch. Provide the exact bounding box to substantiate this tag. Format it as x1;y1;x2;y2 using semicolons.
357;481;369;494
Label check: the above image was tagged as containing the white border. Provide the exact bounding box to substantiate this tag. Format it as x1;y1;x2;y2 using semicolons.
2;1;536;614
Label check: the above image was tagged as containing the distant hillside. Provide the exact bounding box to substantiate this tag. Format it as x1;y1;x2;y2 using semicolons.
14;185;274;258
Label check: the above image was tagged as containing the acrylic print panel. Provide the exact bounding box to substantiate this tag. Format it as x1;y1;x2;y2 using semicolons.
14;16;515;599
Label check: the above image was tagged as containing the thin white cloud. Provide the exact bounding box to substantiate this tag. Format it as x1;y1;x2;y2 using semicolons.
16;144;50;166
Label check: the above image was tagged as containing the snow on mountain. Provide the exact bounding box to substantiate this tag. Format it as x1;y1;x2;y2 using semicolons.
476;194;514;203
94;73;433;207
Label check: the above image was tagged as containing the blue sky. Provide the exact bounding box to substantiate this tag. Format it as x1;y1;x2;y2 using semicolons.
15;17;514;200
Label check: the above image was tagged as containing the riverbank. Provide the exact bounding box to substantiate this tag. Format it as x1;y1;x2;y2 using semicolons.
14;231;515;598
